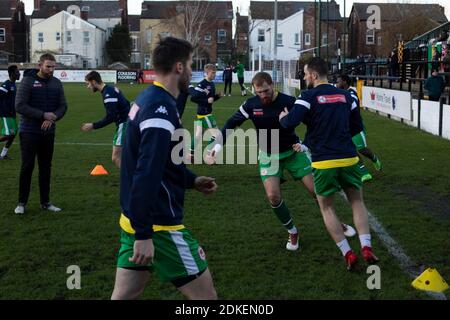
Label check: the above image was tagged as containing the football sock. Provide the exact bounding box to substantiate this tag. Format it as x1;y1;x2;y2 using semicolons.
271;199;295;231
359;234;371;248
337;239;352;256
1;147;8;157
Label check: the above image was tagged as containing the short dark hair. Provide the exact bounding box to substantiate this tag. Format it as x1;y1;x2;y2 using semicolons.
252;72;273;86
8;65;18;76
85;71;103;83
39;53;56;63
152;37;193;74
338;74;351;85
305;57;328;77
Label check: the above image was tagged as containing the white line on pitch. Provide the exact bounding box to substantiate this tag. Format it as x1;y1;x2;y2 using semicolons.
339;192;447;300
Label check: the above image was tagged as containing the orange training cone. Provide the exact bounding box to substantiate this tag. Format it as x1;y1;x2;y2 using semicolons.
90;165;109;176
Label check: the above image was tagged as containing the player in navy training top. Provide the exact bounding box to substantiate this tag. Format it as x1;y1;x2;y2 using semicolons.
112;37;218;300
82;71;130;168
279;57;379;270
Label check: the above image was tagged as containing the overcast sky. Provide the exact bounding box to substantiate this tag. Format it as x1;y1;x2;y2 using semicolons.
21;0;450;18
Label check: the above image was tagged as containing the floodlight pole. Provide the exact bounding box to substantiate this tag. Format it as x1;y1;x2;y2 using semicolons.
273;0;278;83
343;0;346;72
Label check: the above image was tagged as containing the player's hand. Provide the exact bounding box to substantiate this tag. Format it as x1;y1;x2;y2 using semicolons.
129;239;154;266
194;176;218;195
44;112;57;121
41;120;54;131
279;107;289;120
81;123;94;132
204;144;221;165
204;150;216;165
208;97;214;104
293;143;302;152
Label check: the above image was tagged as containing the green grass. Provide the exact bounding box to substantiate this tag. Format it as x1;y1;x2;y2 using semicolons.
0;83;449;299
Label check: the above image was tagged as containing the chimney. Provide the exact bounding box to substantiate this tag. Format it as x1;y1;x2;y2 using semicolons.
81;6;89;21
119;0;128;11
50;4;60;16
34;0;41;11
10;0;18;10
119;0;128;25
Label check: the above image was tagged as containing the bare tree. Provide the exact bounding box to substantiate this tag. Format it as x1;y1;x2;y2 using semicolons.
162;1;212;68
182;0;211;49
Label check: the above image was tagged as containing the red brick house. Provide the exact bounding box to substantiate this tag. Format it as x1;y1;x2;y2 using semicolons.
348;3;448;59
0;0;28;63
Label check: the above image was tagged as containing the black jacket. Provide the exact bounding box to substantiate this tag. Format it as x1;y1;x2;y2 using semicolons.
15;70;67;134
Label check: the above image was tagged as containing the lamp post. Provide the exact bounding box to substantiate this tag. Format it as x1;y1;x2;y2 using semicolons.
273;0;278;83
343;0;346;71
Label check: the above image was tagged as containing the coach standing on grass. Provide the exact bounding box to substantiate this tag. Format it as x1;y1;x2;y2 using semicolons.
14;53;67;215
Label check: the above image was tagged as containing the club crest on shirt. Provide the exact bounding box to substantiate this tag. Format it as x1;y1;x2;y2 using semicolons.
33;81;42;88
198;246;206;261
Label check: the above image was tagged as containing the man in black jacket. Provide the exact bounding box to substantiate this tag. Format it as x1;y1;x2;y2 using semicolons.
14;53;67;215
222;63;233;96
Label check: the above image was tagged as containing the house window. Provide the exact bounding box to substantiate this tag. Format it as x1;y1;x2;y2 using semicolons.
107;27;113;38
83;31;90;44
305;33;311;45
144;54;151;69
378;36;382;46
67;31;72;42
146;29;152;44
131;36;138;51
56;32;60;41
276;33;283;46
159;32;170;39
38;32;44;43
258;29;265;42
366;29;375;45
294;33;300;45
0;28;5;43
218;29;226;43
204;34;211;45
322;33;328;45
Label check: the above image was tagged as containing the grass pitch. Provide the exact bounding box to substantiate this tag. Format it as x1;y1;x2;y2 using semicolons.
0;83;449;299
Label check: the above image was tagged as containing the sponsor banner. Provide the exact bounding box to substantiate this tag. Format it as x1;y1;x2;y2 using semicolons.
189;70;255;84
52;70;117;83
117;70;138;82
191;71;205;83
362;86;412;121
143;70;155;83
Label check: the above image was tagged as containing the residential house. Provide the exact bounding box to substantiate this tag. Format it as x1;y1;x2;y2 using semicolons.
348;3;448;58
0;0;28;64
128;14;140;68
31;0;128;40
140;0;233;70
234;9;249;63
249;1;342;62
30;10;106;68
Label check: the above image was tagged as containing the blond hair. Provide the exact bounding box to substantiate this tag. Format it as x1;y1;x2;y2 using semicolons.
204;63;216;72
